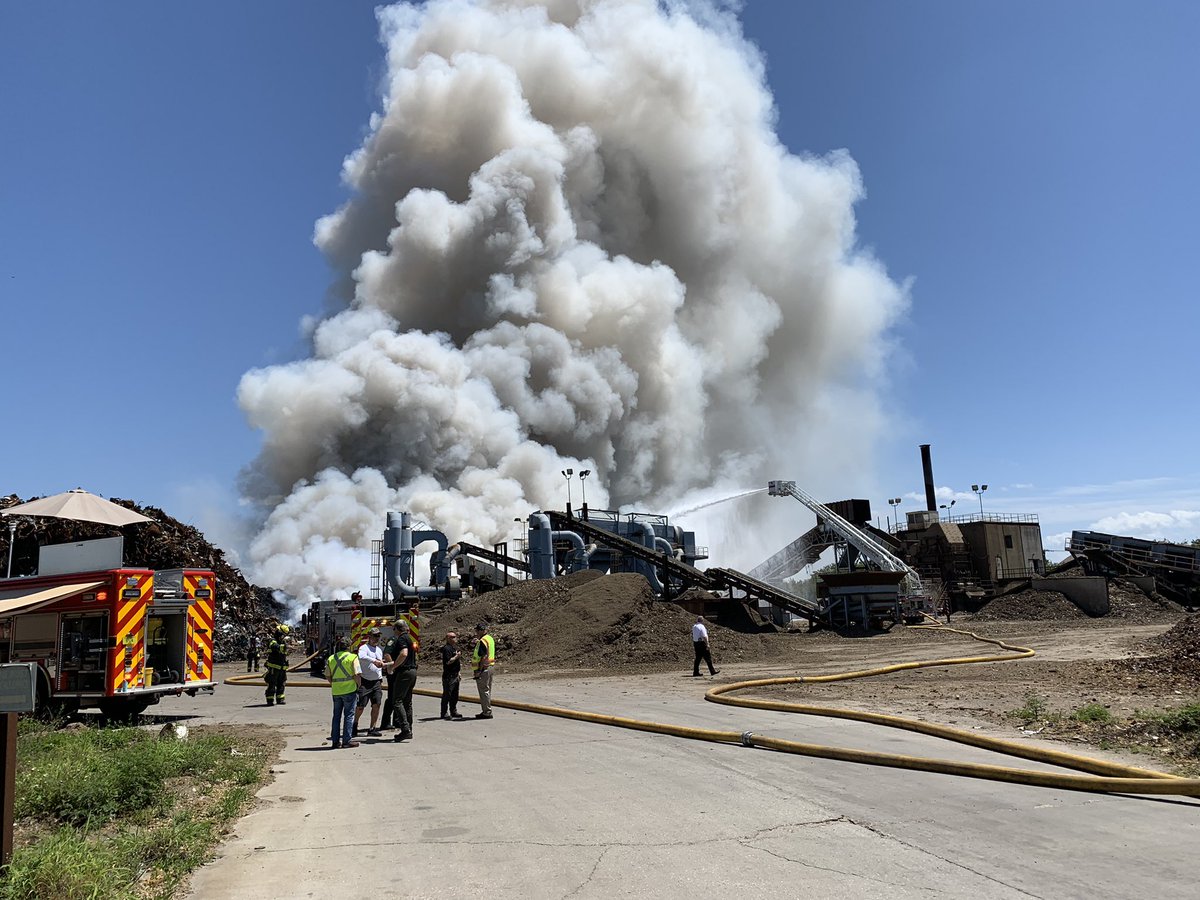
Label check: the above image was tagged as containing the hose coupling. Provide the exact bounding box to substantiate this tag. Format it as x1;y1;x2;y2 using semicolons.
740;731;755;747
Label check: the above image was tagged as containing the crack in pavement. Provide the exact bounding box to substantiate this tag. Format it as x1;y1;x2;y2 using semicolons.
849;817;1045;899
561;846;611;900
736;838;955;895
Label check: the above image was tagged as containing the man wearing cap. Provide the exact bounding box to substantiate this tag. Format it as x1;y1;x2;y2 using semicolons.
353;627;389;737
471;623;496;719
326;635;362;749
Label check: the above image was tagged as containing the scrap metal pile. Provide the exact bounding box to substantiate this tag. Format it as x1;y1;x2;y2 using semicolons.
1;493;283;661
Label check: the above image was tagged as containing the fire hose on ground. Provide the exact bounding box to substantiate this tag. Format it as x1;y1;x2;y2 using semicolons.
223;623;1200;797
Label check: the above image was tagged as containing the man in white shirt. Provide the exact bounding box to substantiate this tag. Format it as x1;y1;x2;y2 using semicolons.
691;616;719;677
353;627;390;736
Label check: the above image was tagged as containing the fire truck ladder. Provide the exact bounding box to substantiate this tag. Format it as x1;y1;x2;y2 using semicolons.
767;481;923;596
705;567;823;624
545;511;712;591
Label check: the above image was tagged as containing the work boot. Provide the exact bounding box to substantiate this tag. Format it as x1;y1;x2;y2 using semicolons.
394;731;413;742
343;741;360;749
474;712;493;719
277;699;286;705
266;700;275;706
711;669;720;676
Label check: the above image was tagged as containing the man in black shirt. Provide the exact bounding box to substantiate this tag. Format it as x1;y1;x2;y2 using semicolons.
384;621;417;741
440;632;463;719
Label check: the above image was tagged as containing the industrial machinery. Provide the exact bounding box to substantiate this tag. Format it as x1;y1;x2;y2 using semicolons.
767;480;929;626
1068;531;1200;608
0;539;216;718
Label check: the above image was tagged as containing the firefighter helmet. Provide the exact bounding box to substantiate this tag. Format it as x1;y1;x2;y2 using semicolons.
277;624;290;635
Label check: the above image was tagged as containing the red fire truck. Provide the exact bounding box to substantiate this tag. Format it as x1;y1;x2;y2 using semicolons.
0;564;217;718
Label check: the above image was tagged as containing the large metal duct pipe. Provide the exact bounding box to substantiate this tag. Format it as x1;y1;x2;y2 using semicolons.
920;444;937;512
528;513;556;580
385;511;452;598
633;522;665;593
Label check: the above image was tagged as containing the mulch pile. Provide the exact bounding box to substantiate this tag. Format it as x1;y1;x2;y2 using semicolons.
1119;614;1200;684
967;576;1181;623
422;571;772;672
966;590;1087;622
1;494;282;661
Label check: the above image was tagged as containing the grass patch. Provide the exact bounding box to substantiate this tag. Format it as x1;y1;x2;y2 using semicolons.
1;722;280;900
1071;703;1113;725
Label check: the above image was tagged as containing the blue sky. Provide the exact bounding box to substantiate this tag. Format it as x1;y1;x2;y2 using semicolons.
2;1;1198;556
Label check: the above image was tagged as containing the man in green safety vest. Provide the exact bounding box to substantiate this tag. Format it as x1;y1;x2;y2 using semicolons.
327;635;362;749
471;623;496;719
265;624;290;706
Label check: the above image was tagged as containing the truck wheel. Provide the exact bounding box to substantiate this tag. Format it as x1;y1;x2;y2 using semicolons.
98;697;152;724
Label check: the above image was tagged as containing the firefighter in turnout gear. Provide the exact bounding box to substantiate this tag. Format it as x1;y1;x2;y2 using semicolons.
265;625;290;706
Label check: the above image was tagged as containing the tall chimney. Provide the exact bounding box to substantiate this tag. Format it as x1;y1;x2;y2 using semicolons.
920;444;937;512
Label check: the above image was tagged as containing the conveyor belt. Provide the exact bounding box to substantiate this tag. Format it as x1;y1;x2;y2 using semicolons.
706;567;823;624
457;541;530;573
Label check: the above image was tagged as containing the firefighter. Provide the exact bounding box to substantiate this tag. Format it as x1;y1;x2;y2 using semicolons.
265;624;290;706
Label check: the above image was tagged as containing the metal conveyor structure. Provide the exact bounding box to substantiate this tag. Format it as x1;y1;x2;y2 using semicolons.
767;480;923;596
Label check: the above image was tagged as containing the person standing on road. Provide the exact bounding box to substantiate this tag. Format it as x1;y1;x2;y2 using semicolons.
326;635;362;749
472;623;496;719
691;616;719;677
265;625;290;705
246;632;259;673
384;621;417;742
440;632;463;720
354;627;389;736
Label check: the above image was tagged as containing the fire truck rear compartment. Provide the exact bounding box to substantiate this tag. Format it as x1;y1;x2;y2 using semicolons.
145;611;187;685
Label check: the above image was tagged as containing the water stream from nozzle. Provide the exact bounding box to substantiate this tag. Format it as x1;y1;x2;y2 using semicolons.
668;488;768;518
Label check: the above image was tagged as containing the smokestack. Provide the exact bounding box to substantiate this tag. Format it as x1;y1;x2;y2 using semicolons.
920;444;937;512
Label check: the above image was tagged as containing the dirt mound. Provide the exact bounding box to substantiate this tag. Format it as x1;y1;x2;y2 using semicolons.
1106;578;1180;620
967;589;1088;622
423;572;769;672
1;493;282;661
1116;615;1200;684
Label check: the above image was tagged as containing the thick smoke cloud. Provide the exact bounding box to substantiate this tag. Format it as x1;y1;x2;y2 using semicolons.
238;0;907;604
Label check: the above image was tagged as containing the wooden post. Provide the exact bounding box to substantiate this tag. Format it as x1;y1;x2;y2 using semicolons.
0;711;16;867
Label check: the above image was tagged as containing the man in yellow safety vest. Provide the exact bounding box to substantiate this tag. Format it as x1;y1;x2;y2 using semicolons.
327;635;362;749
471;623;496;719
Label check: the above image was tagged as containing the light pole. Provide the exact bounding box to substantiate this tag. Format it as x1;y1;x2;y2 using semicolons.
887;497;902;530
939;500;956;519
971;484;988;515
578;469;591;516
561;468;574;514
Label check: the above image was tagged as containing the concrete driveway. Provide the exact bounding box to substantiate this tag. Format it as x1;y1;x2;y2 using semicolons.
179;664;1199;899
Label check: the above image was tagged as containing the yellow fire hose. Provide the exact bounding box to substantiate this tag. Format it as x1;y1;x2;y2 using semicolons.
224;624;1200;797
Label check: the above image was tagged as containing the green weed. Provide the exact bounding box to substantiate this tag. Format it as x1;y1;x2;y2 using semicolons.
1072;703;1113;725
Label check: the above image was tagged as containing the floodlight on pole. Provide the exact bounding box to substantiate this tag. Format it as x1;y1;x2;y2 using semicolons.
578;469;591;507
939;500;956;518
561;469;574;513
887;497;902;531
971;484;988;515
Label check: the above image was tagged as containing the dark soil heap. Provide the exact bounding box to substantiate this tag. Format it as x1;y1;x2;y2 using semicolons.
1121;614;1200;684
968;576;1180;623
423;571;770;672
966;590;1087;622
1;494;282;661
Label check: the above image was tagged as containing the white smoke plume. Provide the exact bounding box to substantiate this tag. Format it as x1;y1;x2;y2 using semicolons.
238;0;908;605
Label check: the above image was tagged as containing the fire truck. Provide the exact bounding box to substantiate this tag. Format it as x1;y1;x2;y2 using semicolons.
303;596;422;676
0;539;216;718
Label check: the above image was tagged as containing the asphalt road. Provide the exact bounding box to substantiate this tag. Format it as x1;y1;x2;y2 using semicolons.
177;663;1199;899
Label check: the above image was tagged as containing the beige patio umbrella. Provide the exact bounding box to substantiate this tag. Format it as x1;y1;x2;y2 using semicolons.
1;489;152;527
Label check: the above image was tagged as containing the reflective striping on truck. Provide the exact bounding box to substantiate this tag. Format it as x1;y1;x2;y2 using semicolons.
184;572;214;682
110;573;152;693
